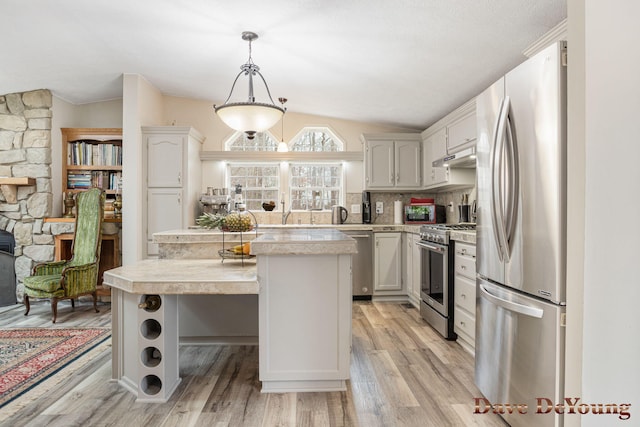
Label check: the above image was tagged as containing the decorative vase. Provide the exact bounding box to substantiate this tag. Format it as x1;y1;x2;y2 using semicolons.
63;192;75;218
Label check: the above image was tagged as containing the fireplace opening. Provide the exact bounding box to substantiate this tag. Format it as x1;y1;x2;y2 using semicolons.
0;230;16;307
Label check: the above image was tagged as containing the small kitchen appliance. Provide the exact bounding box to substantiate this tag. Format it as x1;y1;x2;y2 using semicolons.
404;203;445;224
331;205;348;224
362;191;372;224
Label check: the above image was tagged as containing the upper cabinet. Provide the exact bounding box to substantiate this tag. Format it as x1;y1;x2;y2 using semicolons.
447;112;476;154
362;133;421;190
421;100;476;191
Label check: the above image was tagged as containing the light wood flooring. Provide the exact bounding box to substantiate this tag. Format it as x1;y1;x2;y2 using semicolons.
0;298;506;427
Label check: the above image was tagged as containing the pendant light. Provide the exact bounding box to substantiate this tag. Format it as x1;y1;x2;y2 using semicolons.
277;97;289;152
214;32;285;135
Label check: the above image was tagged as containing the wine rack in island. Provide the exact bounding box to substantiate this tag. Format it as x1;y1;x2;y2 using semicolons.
61;128;122;215
136;293;180;402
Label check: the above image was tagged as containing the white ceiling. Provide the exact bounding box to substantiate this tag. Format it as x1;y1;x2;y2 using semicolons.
1;0;566;130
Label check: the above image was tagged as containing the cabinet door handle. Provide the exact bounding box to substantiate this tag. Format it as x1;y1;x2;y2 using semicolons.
461;293;466;299
177;194;181;204
460;265;466;270
460;321;466;327
396;173;399;183
178;172;181;184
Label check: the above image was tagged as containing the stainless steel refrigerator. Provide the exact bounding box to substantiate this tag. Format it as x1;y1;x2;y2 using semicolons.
475;41;567;427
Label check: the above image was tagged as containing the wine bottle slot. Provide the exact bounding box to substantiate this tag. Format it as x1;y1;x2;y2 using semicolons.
140;374;162;396
138;294;162;312
141;346;162;367
140;319;162;340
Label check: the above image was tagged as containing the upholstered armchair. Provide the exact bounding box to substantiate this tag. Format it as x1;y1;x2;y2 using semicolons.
24;188;105;323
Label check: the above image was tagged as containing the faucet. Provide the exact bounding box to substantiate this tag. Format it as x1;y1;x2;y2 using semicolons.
308;207;322;225
281;199;292;225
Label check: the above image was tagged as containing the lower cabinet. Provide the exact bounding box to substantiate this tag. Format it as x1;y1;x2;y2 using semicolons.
454;241;476;354
374;232;403;296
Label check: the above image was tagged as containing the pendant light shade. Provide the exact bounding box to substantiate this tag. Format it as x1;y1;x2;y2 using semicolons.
216;102;284;133
214;32;285;133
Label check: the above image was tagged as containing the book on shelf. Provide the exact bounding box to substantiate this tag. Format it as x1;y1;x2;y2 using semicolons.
67;141;122;167
67;171;122;191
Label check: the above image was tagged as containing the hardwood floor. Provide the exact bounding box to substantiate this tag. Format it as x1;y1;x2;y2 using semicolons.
0;298;506;427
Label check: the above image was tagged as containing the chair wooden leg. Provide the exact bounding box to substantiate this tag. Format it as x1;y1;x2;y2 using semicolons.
92;291;99;313
51;297;58;323
24;294;30;316
71;298;75;308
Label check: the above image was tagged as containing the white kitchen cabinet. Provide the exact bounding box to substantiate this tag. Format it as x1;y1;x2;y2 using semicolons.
403;232;421;308
422;128;449;187
374;232;403;295
258;251;352;392
421;100;476;191
143;126;204;257
447;111;476;154
453;241;476;354
363;133;421;190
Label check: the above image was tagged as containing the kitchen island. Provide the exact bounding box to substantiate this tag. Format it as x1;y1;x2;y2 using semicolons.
103;228;356;401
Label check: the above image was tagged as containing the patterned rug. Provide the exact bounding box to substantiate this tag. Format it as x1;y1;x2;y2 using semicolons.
0;328;111;408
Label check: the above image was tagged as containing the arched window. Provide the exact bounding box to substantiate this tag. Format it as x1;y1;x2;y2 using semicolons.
224;127;345;211
225;131;279;151
288;127;343;152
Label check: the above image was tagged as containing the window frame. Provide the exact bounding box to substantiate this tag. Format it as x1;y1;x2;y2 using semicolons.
226;162;281;211
287;161;345;211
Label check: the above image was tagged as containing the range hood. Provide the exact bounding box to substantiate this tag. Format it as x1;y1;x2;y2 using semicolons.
432;146;476;168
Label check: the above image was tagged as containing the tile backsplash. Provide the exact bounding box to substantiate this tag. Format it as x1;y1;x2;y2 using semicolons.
244;187;476;226
366;187;477;225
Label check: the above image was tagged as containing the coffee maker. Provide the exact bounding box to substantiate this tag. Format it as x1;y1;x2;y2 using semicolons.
362;191;372;224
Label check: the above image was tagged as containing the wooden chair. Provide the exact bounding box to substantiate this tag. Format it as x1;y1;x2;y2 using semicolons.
23;188;105;323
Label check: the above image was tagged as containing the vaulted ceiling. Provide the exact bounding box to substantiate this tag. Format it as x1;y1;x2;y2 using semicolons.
1;0;566;130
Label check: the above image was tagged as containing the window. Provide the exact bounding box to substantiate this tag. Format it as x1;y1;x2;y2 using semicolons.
289;163;342;210
228;164;280;210
223;127;345;211
289;127;342;152
226;131;278;151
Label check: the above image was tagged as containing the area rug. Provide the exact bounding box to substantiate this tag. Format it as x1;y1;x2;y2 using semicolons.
0;328;110;408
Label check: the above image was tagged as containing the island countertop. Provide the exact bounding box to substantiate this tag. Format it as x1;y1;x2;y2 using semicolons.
250;228;358;255
103;259;258;295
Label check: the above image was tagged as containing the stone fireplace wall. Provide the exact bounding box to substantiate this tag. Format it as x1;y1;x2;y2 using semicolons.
0;89;54;301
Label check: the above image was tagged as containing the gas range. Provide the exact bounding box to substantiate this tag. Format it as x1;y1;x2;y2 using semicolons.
419;223;476;245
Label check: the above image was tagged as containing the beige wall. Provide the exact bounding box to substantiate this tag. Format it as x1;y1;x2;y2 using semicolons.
161;94;417;196
572;2;640;426
162;95;417;152
122;74;164;264
565;1;585;426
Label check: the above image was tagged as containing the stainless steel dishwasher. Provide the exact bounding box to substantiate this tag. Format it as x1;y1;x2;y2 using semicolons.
343;230;373;300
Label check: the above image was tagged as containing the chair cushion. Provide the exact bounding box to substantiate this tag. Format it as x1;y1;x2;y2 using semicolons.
23;274;65;297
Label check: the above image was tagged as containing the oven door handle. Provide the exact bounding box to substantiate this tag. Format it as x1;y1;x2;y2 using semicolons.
416;241;446;253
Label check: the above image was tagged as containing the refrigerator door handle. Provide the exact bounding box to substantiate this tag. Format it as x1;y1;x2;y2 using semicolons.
503;97;519;257
479;284;544;318
491;98;509;261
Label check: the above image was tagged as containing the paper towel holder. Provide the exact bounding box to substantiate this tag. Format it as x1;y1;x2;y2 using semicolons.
393;200;403;225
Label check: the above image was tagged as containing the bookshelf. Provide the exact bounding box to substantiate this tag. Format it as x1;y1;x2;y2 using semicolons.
61;128;123;213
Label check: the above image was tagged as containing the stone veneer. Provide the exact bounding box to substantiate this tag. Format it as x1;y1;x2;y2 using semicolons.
0;89;54;301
